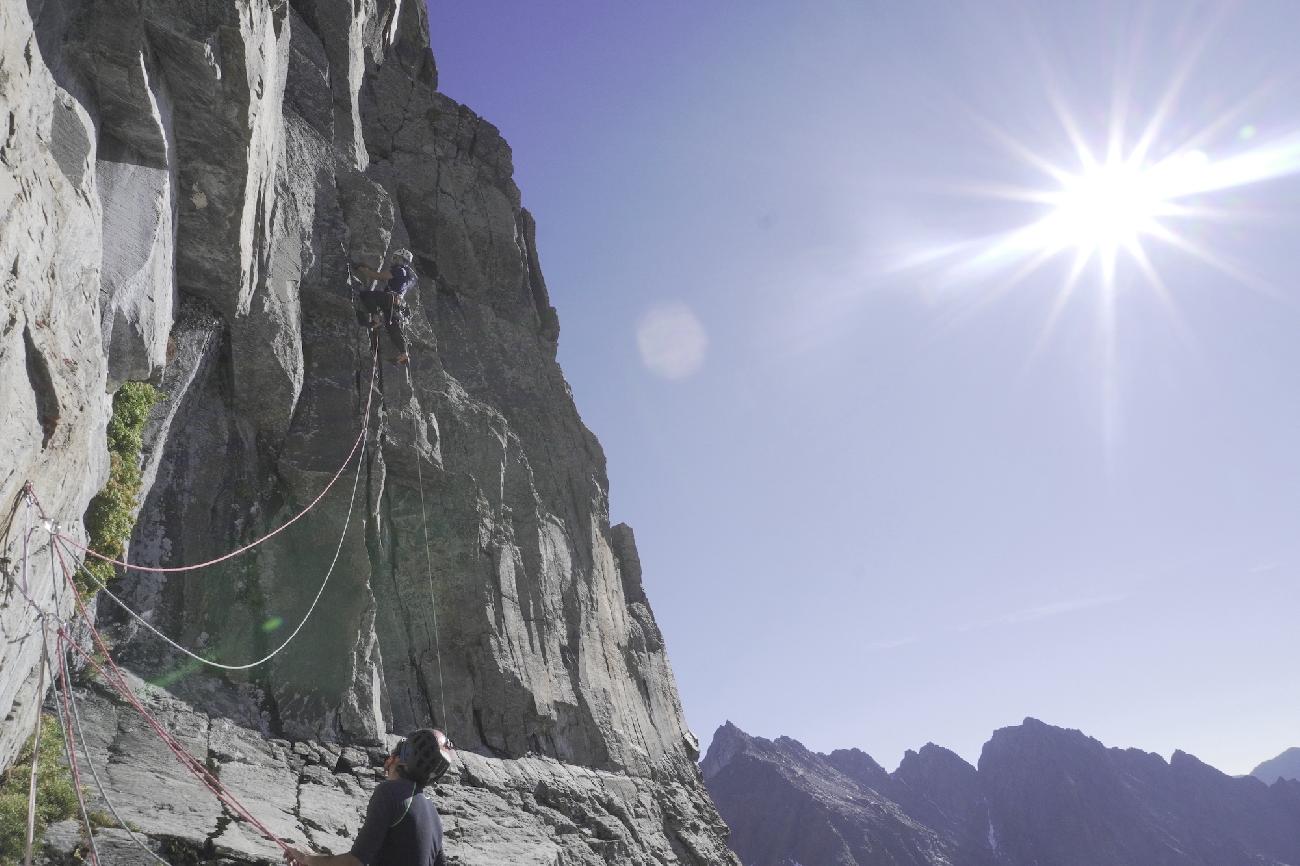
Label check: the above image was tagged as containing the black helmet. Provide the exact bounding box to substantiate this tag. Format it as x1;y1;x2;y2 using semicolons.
396;728;452;785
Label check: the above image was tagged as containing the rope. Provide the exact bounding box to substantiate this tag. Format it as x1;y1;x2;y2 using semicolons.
404;361;448;727
53;355;378;670
55;347;379;574
51;632;101;866
37;520;102;865
20;481;31;590
22;634;47;866
49;580;293;857
7;316;451;854
55;622;292;856
62;643;173;866
7;343;384;859
25;509;293;856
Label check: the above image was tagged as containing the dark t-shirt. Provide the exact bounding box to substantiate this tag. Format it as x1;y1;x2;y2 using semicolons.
387;264;417;298
350;779;444;866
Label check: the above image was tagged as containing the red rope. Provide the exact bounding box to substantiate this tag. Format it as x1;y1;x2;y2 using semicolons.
53;345;378;574
54;632;100;866
17;346;382;856
52;547;292;856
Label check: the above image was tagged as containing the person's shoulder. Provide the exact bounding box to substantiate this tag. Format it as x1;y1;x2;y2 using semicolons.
371;779;413;803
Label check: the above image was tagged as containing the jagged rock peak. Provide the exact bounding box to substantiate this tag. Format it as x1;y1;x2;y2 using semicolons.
705;720;1300;866
1254;746;1300;784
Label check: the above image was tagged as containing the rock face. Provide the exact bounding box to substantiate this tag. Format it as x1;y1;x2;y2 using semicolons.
37;673;732;865
1254;747;1300;784
704;720;1300;866
0;1;737;862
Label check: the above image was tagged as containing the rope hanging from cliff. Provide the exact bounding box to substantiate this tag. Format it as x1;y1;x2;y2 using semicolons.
401;360;449;729
14;493;294;861
60;642;175;866
12;514;101;866
21;633;48;866
45;543;101;866
50;633;101;866
54;619;295;857
52;351;379;670
46;551;295;858
55;347;380;575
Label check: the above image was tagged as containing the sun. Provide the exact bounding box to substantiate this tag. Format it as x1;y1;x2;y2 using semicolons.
1043;158;1166;255
909;116;1300;312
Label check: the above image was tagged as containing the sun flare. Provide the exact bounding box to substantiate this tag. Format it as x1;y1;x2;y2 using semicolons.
896;86;1300;448
909;114;1300;310
1044;158;1166;253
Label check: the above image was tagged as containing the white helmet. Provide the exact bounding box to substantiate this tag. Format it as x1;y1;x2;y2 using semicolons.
392;248;414;264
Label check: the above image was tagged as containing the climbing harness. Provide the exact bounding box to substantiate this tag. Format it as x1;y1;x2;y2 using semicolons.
57;347;379;575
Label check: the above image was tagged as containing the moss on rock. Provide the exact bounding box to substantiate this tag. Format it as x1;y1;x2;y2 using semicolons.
81;381;160;594
0;714;77;865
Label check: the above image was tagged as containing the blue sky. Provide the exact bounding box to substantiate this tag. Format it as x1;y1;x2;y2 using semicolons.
427;1;1300;775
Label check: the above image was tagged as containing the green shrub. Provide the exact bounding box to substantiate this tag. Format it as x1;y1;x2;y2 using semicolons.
81;382;160;594
0;714;77;865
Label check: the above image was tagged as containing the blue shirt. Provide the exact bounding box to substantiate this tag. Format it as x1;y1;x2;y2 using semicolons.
349;779;444;866
387;263;417;298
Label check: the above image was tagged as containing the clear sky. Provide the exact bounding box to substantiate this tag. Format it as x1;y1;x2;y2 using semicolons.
426;1;1300;776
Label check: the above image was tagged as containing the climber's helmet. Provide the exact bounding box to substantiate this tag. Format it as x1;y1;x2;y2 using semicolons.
392;248;415;265
392;728;454;786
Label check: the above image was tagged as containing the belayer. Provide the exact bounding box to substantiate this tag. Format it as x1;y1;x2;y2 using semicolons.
352;249;418;365
285;728;453;866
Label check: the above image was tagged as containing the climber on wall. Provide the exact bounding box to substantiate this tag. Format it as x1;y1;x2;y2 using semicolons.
352;248;419;365
285;728;454;866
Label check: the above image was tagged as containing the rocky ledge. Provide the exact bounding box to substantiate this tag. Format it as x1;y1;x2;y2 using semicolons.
36;673;732;865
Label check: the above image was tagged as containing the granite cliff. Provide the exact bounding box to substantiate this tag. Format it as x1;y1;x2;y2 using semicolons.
0;0;737;862
704;720;1300;866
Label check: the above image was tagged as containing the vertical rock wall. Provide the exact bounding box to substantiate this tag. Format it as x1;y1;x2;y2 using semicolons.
0;0;738;861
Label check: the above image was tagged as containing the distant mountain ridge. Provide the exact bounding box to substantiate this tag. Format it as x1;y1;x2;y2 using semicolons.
704;719;1300;866
1254;747;1300;784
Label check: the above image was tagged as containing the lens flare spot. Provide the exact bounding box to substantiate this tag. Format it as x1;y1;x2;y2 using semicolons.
262;616;284;633
636;302;708;380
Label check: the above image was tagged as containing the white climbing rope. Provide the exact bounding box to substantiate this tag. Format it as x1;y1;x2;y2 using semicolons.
57;348;381;576
46;633;101;866
33;535;102;866
22;633;47;866
21;487;32;594
17;508;295;858
62;641;175;866
55;372;374;671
